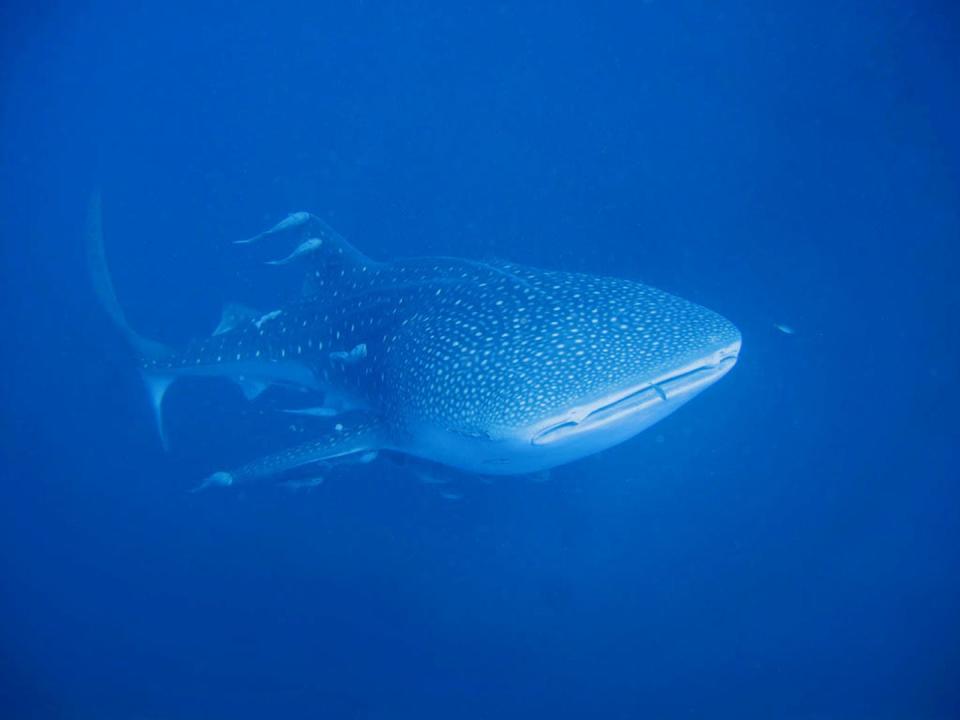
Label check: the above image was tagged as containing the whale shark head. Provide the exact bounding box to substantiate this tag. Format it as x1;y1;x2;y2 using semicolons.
385;262;741;474
519;327;740;469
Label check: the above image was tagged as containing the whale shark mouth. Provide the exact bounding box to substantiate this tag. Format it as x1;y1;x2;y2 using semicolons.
531;340;741;447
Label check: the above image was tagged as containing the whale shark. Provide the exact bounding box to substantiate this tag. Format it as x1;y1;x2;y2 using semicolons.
88;197;741;488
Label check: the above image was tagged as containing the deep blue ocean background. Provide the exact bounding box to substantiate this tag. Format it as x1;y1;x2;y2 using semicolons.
2;2;958;718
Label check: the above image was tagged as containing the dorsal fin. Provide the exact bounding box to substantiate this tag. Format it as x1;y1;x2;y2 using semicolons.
193;410;385;489
240;212;378;297
291;215;380;296
301;215;375;269
214;302;260;336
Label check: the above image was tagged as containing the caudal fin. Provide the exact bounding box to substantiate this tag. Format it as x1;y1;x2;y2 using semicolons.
86;191;175;448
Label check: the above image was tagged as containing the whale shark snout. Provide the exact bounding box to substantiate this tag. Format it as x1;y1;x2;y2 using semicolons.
474;323;741;474
530;335;740;451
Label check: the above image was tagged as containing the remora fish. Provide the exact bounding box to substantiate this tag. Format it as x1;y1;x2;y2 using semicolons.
88;196;741;486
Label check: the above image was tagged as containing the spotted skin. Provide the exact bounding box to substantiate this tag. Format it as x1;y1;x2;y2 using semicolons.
93;208;740;482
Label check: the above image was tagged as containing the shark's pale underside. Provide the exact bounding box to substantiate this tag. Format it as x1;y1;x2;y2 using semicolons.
89;197;741;488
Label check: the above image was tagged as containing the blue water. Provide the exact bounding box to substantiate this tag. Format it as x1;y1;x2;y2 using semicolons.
2;2;958;718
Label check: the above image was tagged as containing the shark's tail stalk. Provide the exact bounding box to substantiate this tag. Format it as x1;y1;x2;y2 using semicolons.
86;191;176;449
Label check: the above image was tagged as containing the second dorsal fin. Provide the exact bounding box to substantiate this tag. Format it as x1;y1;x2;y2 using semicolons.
214;302;260;336
288;215;380;297
242;212;379;297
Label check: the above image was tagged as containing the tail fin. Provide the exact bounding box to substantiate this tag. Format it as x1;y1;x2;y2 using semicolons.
86;191;175;448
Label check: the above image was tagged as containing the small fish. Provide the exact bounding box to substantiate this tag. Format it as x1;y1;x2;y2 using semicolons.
281;406;339;418
329;343;367;365
774;323;796;335
529;470;552;483
440;491;463;501
278;476;325;491
266;237;323;265
414;470;450;485
190;471;234;493
254;310;282;329
235;212;310;244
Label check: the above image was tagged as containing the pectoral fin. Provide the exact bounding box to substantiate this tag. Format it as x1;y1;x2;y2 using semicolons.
195;411;384;490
